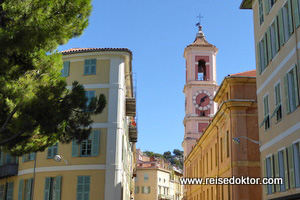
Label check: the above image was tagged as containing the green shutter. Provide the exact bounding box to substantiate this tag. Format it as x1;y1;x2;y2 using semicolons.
264;159;268;194
72;140;79;157
284;74;291;113
294;0;300;27
288;0;294;35
90;59;96;74
279;9;285;46
92;130;100;156
62;61;70;77
275;16;280;52
55;176;62;200
265;0;269;14
271;155;275;193
275;153;280;192
47;147;52;159
18;180;24;200
0;185;4;200
257;43;262;74
26;178;33;200
22;155;26;162
283;148;290;190
7;182;14;200
293;65;299;106
263;34;268;67
288;145;295;188
267;27;272;61
44;177;51;200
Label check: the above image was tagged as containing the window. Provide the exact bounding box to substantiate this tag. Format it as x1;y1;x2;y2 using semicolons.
271;83;282;121
134;186;139;194
47;143;58;159
293;142;300;188
265;156;274;194
284;66;299;113
210;148;213;170
144;173;148;182
0;152;18;165
22;153;36;162
72;130;100;157
280;1;293;44
84;59;96;75
259;0;265;25
268;21;279;61
18;178;33;200
0;183;14;200
84;91;95;112
62;61;70;77
44;176;62;200
294;0;300;28
257;36;267;73
260;94;270;130
76;176;90;200
142;186;150;194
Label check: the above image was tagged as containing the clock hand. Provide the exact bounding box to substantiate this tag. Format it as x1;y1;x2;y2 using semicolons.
199;95;208;106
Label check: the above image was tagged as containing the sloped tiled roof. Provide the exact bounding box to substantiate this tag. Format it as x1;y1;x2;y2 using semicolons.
62;47;132;55
229;69;256;77
186;26;216;48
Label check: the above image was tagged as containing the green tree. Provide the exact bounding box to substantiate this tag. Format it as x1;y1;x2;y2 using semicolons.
0;0;107;155
173;149;183;156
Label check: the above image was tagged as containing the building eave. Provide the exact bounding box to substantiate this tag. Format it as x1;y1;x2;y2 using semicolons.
240;0;253;9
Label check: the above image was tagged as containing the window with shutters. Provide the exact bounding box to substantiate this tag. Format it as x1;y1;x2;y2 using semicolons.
293;142;300;188
47;143;58;159
272;82;282;122
44;176;62;200
142;186;150;194
0;185;4;200
62;61;70;77
84;59;96;75
72;130;100;157
260;94;270;130
295;0;300;28
282;1;294;43
76;176;90;200
265;0;276;14
259;0;265;25
84;91;95;112
0;152;18;166
17;178;33;200
284;66;299;113
22;153;36;162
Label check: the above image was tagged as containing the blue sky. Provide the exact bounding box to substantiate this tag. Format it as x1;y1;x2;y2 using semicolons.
59;0;255;154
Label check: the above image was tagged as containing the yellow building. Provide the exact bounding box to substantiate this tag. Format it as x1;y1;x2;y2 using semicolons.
134;149;184;200
0;48;137;200
240;0;300;199
184;71;262;200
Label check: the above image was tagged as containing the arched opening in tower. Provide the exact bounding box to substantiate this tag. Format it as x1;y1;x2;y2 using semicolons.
197;60;206;81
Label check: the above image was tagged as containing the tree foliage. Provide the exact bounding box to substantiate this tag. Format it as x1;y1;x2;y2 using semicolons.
0;0;107;155
144;150;183;169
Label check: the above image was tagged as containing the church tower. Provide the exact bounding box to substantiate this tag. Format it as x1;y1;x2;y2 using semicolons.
182;26;218;159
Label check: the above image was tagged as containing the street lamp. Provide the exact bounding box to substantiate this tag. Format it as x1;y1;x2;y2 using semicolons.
232;136;261;146
54;155;69;165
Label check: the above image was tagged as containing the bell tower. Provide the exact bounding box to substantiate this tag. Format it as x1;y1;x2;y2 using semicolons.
182;25;218;158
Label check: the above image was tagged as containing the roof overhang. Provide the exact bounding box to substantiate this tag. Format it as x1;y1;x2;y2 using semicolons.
240;0;253;9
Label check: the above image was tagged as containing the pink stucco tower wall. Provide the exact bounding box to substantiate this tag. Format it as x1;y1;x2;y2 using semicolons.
182;26;218;159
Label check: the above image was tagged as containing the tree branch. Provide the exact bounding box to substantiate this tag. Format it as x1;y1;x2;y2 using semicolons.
0;104;20;134
0;131;23;146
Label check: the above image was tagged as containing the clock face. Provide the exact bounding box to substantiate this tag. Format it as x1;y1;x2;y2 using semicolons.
192;90;213;111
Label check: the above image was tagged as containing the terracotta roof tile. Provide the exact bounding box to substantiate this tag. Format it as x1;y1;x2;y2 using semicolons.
61;47;132;55
229;69;256;77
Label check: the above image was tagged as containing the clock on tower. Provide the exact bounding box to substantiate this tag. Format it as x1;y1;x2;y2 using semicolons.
182;25;219;158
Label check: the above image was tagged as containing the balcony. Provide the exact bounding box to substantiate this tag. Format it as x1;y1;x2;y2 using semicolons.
129;125;138;143
126;98;136;117
0;163;18;179
158;194;173;200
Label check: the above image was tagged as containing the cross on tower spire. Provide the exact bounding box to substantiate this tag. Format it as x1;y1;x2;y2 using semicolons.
196;14;204;27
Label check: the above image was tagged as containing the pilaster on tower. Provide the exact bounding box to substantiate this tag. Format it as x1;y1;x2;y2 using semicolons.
182;26;219;159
